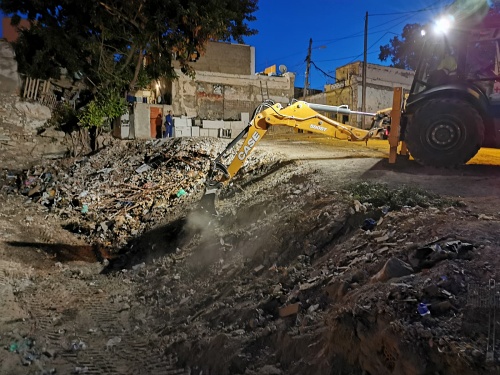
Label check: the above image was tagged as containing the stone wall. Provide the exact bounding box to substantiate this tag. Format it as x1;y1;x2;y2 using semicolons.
0;40;68;170
0;40;21;95
172;69;295;120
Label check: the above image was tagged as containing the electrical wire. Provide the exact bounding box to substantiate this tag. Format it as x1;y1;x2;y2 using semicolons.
266;11;417;72
257;2;452;85
370;1;452;16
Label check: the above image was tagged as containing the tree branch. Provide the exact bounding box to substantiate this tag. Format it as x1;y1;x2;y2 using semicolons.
118;42;137;74
129;46;144;92
98;1;145;31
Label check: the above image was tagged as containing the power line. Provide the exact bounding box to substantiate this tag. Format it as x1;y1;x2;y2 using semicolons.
315;13;412;45
310;61;335;80
370;2;450;16
313;12;415;64
262;12;417;69
256;3;449;75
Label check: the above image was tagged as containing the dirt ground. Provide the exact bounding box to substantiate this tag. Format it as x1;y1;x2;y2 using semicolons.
1;133;500;375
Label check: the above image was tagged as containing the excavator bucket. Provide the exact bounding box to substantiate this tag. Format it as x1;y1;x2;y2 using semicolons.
197;188;219;216
197;159;229;216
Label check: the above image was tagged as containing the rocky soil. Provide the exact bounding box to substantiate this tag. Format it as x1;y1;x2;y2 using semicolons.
1;134;500;375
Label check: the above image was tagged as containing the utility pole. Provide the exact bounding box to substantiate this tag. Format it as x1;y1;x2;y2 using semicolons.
303;38;313;100
362;12;368;128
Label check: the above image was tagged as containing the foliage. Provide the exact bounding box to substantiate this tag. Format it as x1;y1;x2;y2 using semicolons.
378;3;500;71
77;88;126;128
345;181;455;210
1;0;258;93
43;102;78;132
378;23;425;71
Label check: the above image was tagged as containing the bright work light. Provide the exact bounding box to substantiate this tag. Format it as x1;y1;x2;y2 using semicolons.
433;15;454;34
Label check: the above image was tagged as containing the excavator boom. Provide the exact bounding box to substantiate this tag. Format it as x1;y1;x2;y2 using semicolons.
199;99;388;213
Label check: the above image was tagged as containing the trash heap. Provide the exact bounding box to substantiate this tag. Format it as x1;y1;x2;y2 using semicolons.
2;137;282;250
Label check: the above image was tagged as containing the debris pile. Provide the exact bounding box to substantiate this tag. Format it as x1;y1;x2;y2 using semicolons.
2;137;500;374
2;137;283;250
113;188;495;374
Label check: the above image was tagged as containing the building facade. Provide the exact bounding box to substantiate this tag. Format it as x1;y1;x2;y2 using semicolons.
323;62;414;128
125;41;295;139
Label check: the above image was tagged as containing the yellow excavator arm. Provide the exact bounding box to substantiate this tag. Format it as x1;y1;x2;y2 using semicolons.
204;99;388;193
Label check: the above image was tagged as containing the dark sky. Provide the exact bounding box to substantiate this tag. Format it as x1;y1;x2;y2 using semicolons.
244;0;455;89
1;0;481;91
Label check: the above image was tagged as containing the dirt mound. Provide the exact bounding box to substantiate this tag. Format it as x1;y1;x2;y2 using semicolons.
2;137;500;374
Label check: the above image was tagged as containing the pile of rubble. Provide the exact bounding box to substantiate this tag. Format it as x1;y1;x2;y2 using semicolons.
1;137;282;250
107;183;497;374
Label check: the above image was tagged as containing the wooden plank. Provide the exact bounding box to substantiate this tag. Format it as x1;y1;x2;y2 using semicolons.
34;79;40;100
27;78;34;99
23;77;29;98
389;87;403;164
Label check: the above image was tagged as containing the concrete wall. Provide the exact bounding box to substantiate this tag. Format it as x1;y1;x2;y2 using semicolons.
171;69;295;120
173;41;255;75
323;62;414;127
0;41;21;95
127;103;173;140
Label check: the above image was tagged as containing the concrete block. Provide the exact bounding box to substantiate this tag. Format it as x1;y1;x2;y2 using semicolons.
191;127;200;137
199;128;210;137
230;121;247;133
174;126;192;137
208;129;219;137
173;117;191;127
202;120;225;129
241;112;250;123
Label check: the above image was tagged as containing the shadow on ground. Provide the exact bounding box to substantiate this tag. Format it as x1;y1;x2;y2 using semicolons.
5;242;109;263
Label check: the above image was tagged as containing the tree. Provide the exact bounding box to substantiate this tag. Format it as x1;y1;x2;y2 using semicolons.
1;0;258;93
378;23;425;71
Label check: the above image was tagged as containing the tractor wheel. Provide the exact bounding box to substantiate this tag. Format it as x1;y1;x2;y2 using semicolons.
405;98;484;167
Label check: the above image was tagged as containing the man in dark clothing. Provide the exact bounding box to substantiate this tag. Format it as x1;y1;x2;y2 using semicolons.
165;111;173;137
156;114;164;139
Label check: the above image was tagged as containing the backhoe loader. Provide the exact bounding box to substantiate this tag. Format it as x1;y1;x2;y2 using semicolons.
200;4;500;212
199;99;389;213
396;6;500;167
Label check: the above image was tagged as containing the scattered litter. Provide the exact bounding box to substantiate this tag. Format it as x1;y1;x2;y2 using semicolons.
105;336;122;351
70;339;87;351
361;218;377;231
135;164;152;174
417;302;430;316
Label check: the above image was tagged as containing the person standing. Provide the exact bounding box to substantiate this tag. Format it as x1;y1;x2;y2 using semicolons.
156;114;164;139
165;111;173;138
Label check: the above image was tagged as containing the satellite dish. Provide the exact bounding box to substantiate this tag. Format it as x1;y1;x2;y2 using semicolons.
279;65;288;74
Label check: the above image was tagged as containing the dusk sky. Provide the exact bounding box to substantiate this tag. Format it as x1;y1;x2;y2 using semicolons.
244;0;455;90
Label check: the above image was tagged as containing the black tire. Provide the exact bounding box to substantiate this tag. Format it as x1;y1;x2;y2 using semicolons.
405;98;484;167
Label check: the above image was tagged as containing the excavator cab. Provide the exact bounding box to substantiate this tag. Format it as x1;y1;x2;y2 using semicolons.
403;8;500;167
